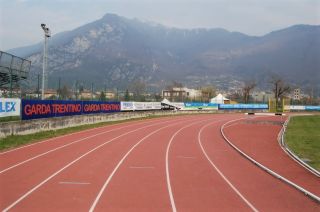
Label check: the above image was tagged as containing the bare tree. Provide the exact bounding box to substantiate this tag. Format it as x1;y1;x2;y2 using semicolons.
130;79;146;101
166;80;184;90
201;86;216;102
270;75;291;110
242;81;256;104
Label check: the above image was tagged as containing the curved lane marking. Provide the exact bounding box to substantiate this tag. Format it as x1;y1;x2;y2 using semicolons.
0;119;175;174
165;118;220;212
2;119;175;212
220;118;320;203
198;121;259;212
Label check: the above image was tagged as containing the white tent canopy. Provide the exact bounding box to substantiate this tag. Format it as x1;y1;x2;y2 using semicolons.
210;93;229;104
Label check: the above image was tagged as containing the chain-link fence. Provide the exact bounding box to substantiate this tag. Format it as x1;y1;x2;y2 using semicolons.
0;51;31;97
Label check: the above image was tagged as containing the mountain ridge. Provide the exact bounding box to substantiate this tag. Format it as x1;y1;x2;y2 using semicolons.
8;14;320;94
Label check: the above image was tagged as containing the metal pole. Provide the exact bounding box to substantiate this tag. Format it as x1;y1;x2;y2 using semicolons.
91;83;93;100
41;33;46;100
58;77;61;100
37;74;40;99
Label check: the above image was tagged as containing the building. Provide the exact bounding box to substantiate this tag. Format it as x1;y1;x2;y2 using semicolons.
43;89;57;99
293;88;301;101
162;87;202;102
252;91;274;103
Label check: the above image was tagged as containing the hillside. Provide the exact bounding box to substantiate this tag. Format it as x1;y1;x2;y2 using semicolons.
9;14;320;93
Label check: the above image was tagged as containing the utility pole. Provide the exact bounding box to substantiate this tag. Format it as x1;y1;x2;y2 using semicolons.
37;74;40;99
58;77;61;100
41;23;51;100
91;83;94;101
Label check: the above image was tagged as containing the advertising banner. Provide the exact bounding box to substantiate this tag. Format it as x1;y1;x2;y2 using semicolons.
184;102;218;110
22;100;120;120
121;102;135;111
0;98;21;117
82;101;120;114
305;106;320;111
219;104;268;109
120;102;162;111
284;105;306;111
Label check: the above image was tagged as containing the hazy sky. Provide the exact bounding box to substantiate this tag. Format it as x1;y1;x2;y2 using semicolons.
1;0;319;50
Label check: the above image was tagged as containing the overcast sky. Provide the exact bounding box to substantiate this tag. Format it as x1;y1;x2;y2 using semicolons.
0;0;319;51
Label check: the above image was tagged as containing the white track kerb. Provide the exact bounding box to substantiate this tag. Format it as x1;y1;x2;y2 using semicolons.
279;116;320;177
220;118;320;203
198;121;259;212
2;119;175;212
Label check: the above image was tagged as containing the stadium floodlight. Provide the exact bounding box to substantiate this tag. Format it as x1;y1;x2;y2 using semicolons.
41;23;51;100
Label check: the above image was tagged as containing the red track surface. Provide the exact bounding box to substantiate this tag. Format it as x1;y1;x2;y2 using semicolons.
0;114;319;211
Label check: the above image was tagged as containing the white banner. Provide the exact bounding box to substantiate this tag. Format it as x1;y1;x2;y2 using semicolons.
120;102;135;111
120;101;162;111
0;98;21;117
284;105;306;110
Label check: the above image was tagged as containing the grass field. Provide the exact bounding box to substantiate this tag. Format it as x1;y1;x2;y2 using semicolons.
0;116;159;151
285;115;320;171
0;116;20;123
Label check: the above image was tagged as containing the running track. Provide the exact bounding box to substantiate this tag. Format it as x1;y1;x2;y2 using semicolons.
0;114;319;211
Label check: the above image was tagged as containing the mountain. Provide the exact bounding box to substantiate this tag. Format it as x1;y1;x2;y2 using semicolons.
9;14;320;93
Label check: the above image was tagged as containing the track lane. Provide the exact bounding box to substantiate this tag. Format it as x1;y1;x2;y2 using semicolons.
200;116;320;211
1;117;184;211
167;114;256;211
1;114;319;211
222;115;320;198
0;117;174;172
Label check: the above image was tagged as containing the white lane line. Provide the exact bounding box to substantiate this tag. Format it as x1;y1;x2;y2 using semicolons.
59;181;91;185
88;120;186;212
165;119;213;212
2;119;172;212
0;118;165;155
198;122;259;212
129;166;155;169
176;156;196;159
0;123;144;174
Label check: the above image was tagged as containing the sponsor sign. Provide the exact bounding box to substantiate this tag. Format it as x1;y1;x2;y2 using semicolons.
121;102;135;111
285;105;306;110
82;101;120;114
0;98;21;117
120;102;161;111
184;102;218;110
219;104;268;109
305;106;320;111
22;100;120;120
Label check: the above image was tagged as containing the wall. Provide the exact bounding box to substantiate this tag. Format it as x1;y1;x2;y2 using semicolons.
0;110;216;138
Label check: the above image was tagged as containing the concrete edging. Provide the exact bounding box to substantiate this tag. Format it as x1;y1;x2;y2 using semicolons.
279;116;320;177
0;110;215;138
220;117;320;203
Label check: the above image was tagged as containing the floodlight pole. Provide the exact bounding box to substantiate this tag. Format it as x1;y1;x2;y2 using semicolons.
41;23;51;100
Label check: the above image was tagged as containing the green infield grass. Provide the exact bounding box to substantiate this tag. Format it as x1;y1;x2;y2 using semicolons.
285;115;320;171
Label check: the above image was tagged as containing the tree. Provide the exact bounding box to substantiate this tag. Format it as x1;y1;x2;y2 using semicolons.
201;86;216;102
124;89;130;101
270;75;291;111
99;91;106;101
166;80;184;90
59;85;71;100
242;81;256;104
130;80;146;101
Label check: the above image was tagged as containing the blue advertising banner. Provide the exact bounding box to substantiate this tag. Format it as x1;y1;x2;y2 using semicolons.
184;102;218;107
218;104;268;109
22;100;120;120
305;106;320;111
82;101;121;114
